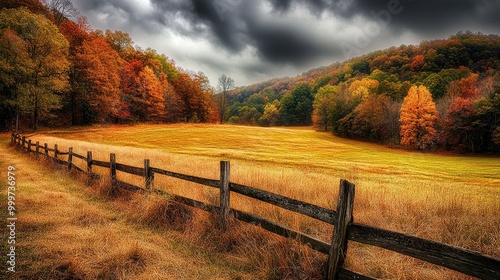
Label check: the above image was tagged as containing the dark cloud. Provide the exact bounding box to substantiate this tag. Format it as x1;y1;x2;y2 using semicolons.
149;0;248;52
342;0;492;35
245;20;337;64
75;0;500;66
72;0;499;85
268;0;500;35
149;0;343;65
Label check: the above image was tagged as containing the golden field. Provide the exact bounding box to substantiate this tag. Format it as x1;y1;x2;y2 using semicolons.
3;124;500;279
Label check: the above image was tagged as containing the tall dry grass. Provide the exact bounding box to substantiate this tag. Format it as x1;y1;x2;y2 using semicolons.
1;135;257;279
23;126;500;279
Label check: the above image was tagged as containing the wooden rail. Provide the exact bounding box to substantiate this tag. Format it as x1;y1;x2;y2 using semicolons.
10;133;500;279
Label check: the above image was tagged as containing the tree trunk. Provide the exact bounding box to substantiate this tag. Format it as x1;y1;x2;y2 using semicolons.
33;93;39;131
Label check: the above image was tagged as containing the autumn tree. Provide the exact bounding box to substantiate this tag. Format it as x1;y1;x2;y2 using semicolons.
143;48;179;79
0;8;70;130
105;29;134;57
350;94;401;143
73;36;123;123
442;74;483;152
161;73;183;123
399;85;439;150
0;28;29;130
312;85;337;131
120;59;145;121
139;66;165;122
326;84;365;136
410;54;425;71
0;0;54;21
348;78;379;100
171;72;218;122
58;20;92;124
258;100;280;126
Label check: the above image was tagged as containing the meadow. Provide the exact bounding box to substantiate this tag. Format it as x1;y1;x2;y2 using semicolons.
21;124;500;279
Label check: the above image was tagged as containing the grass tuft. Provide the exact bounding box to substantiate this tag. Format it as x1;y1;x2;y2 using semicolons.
130;194;193;231
96;243;148;280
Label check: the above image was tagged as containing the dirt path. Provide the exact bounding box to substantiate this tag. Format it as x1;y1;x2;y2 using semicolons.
0;134;248;279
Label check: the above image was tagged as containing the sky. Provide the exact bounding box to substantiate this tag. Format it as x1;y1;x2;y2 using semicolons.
70;0;500;88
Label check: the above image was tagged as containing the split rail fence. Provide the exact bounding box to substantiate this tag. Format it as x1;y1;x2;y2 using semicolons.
11;133;500;279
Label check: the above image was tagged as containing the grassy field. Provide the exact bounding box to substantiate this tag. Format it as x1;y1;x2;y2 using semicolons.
12;124;500;279
0;135;256;279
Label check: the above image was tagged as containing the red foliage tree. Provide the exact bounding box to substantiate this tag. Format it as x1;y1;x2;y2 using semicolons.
444;97;475;152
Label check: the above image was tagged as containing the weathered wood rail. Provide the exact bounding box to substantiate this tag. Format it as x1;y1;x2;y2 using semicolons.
11;133;500;279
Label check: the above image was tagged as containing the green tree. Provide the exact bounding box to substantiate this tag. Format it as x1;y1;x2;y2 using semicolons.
0;8;70;130
423;73;447;99
280;84;313;125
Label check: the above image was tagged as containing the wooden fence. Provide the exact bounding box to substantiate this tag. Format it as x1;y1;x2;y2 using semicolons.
11;133;500;279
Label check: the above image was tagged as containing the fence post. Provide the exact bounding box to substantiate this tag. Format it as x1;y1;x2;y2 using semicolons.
36;142;40;159
44;143;49;160
219;161;231;231
327;180;355;280
22;136;26;151
87;151;93;183
54;144;59;159
67;147;73;171
28;140;32;154
110;153;117;187
144;159;154;190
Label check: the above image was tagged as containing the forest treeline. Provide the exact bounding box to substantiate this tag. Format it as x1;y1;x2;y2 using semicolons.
1;1;499;153
0;0;218;131
225;32;500;153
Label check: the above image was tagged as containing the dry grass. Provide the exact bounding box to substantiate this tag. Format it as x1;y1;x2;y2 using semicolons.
11;123;500;279
0;135;254;280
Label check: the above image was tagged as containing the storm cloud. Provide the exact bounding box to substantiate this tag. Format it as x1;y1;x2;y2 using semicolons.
71;0;499;86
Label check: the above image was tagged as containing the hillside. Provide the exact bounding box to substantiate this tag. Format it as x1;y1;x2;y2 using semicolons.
225;32;500;153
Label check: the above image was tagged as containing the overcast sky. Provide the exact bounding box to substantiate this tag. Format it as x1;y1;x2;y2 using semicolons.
70;0;500;87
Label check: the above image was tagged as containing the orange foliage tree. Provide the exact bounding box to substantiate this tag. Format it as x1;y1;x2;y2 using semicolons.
399;85;439;150
171;72;218;122
120;59;144;121
161;73;183;123
139;66;165;122
74;36;124;122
